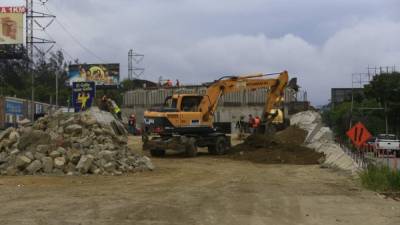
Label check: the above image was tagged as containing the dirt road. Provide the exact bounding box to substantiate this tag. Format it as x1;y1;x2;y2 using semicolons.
0;139;399;225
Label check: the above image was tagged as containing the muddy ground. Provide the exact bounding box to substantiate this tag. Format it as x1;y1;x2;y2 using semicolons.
227;127;325;165
0;136;399;225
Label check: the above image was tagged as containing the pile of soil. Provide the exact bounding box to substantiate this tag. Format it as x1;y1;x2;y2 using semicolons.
227;126;325;165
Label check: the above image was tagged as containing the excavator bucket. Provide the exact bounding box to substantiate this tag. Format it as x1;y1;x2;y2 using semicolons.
287;77;299;92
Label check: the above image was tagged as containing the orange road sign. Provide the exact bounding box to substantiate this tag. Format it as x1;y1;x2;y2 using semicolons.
346;122;372;148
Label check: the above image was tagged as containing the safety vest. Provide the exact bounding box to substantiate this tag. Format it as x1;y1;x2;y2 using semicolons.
114;105;121;113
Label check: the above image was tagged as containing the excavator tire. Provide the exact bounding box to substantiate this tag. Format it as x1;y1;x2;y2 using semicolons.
185;137;198;157
208;136;228;155
150;148;166;157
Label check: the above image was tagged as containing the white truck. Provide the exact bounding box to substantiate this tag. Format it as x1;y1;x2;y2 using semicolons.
375;134;400;157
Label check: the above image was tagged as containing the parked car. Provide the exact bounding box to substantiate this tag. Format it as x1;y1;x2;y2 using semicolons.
375;134;400;157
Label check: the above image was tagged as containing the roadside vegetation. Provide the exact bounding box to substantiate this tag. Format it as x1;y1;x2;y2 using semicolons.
360;165;400;192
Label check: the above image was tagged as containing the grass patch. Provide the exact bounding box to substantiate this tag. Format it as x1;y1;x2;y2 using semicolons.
360;165;400;192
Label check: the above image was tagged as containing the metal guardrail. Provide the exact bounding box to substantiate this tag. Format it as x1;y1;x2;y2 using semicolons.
338;139;400;171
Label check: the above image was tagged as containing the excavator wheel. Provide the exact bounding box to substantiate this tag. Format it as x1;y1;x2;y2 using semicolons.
185;137;198;157
150;148;166;157
208;136;228;155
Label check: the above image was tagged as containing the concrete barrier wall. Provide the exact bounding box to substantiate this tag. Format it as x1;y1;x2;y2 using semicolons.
123;86;297;107
122;86;299;129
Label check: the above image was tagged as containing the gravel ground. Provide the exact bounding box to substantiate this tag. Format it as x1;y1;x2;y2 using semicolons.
0;136;398;225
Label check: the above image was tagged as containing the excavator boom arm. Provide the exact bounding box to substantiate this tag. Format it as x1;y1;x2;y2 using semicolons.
199;71;289;123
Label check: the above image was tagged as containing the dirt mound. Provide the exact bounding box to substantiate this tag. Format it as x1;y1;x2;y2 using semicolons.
227;126;325;165
275;126;308;145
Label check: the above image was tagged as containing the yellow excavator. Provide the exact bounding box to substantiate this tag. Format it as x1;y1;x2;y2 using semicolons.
142;71;295;157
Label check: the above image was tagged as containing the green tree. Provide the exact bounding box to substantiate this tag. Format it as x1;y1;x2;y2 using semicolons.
364;72;400;135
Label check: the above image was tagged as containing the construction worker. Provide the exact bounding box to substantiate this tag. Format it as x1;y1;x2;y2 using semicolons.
248;114;255;134
99;95;109;111
176;79;180;87
108;99;122;120
167;79;173;87
128;113;136;134
254;116;261;133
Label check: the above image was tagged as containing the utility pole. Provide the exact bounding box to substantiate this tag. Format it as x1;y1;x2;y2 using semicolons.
25;0;56;120
56;71;58;108
385;102;389;134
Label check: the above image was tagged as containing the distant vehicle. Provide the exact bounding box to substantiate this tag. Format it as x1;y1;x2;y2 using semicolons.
366;137;376;146
375;134;400;157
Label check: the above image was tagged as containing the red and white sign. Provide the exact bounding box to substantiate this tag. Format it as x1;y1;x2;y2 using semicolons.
346;122;372;148
0;7;26;14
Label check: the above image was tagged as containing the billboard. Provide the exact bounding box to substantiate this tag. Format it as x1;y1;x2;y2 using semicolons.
72;82;96;112
0;6;25;45
68;64;120;87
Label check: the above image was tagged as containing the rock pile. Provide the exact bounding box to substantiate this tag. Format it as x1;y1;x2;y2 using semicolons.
0;110;154;176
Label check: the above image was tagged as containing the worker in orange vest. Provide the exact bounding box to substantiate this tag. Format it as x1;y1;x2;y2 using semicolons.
254;116;261;134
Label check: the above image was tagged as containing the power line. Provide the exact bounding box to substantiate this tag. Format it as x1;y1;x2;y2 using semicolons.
42;4;106;63
43;30;75;61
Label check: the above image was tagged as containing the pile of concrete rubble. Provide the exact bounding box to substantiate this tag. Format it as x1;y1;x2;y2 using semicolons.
0;109;154;176
290;110;359;174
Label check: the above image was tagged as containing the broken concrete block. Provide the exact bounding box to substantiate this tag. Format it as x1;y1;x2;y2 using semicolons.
0;152;8;163
56;147;66;155
49;150;61;158
67;148;81;164
76;154;94;174
103;162;115;173
26;160;42;174
54;157;66;169
34;152;45;160
41;157;53;173
9;149;20;156
139;156;155;171
25;151;35;161
8;131;20;144
0;127;14;141
99;150;115;162
15;155;32;169
17;130;51;150
36;145;50;154
65;124;83;134
65;162;76;174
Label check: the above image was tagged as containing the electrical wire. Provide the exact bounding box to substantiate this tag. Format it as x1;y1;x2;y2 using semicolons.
41;3;106;63
43;29;75;61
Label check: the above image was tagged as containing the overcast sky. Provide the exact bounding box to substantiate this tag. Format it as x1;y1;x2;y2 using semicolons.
2;0;400;105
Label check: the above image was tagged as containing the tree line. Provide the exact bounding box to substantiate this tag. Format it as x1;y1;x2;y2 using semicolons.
0;48;142;107
323;72;400;139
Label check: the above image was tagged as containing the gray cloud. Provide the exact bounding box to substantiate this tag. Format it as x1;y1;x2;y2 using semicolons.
2;0;400;105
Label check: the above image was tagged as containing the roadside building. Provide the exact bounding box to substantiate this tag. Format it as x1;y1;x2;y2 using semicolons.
331;88;364;109
0;96;54;129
